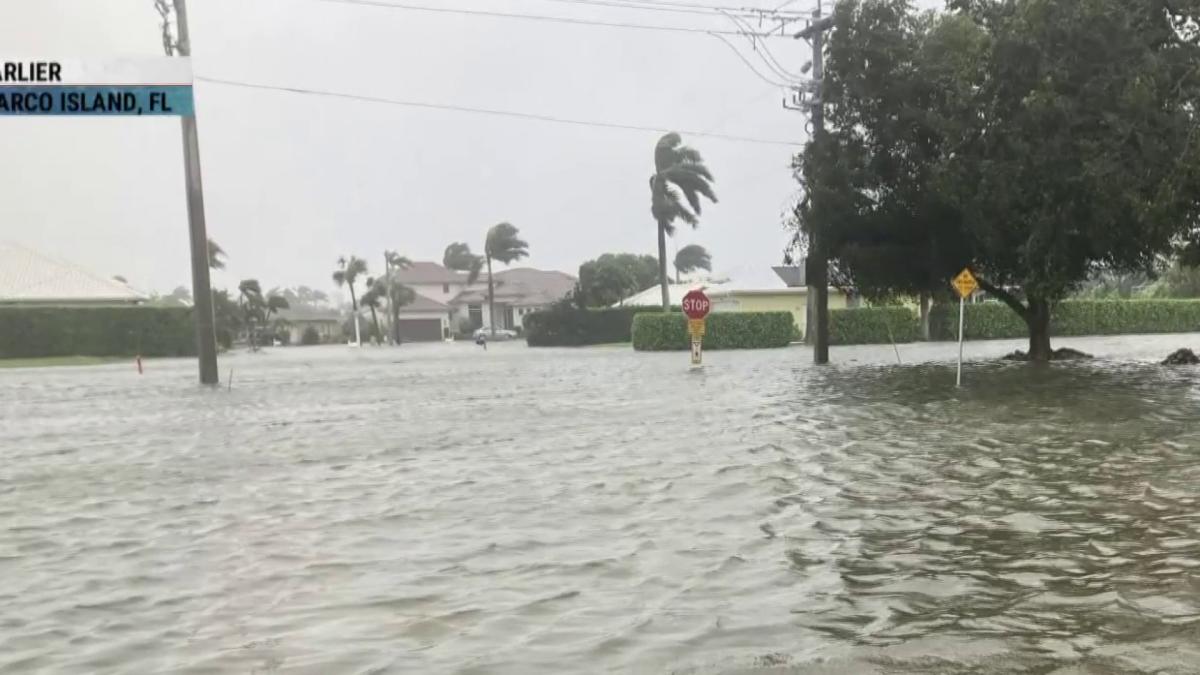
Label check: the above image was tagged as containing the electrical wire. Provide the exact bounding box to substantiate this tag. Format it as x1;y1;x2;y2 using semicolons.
721;10;809;83
704;32;790;87
527;0;767;18
195;75;803;147
307;0;789;37
529;0;804;17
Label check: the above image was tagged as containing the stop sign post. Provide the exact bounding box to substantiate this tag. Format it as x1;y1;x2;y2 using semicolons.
682;289;711;366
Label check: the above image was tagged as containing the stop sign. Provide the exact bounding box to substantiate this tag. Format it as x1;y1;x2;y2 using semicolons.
682;289;711;320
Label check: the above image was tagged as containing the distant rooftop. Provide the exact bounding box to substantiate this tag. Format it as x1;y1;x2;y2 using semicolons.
391;261;467;285
452;267;576;306
0;241;147;306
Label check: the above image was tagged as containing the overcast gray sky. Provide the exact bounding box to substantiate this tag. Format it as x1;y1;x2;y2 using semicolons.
0;0;943;297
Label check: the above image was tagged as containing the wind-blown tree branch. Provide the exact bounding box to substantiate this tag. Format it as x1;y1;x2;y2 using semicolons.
207;238;226;271
332;255;368;347
483;223;529;336
673;244;712;284
800;0;1200;360
650;133;717;310
443;242;484;285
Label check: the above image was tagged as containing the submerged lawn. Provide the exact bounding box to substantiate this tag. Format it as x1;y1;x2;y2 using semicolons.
0;356;128;369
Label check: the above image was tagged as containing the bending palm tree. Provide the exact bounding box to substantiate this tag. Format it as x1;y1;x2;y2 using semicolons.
443;242;484;284
649;132;717;310
238;279;264;350
383;251;414;344
332;255;368;346
674;244;712;283
361;277;385;345
483;223;529;337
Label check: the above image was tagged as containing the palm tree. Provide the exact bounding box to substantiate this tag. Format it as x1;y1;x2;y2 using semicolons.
674;244;713;283
443;242;483;284
483;223;529;336
361;277;386;345
238;279;264;350
383;252;415;344
649;132;717;310
332;256;368;346
208;238;226;270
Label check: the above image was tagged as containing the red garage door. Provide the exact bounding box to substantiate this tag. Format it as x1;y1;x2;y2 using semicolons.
396;319;443;342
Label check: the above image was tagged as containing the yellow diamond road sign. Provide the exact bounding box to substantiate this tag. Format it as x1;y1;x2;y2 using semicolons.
688;319;706;336
952;268;978;300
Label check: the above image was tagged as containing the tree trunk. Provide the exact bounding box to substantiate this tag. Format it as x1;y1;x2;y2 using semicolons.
369;306;381;345
349;285;361;347
487;256;496;337
391;294;401;345
919;293;932;341
657;220;670;311
1025;296;1052;362
675;266;680;285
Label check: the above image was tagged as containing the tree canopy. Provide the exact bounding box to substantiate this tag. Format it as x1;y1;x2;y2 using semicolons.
577;253;660;307
673;244;712;282
796;0;1200;359
650;132;717;309
443;242;484;284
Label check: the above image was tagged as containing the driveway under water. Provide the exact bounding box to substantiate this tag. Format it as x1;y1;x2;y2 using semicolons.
3;334;1200;674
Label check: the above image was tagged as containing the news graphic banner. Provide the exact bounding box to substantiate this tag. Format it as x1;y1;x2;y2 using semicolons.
0;58;193;116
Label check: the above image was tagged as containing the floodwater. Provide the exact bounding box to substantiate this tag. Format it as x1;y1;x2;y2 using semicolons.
3;334;1200;674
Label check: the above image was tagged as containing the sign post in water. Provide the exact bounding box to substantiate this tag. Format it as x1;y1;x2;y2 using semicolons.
951;268;978;387
682;289;711;367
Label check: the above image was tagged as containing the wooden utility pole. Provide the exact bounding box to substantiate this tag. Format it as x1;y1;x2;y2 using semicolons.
795;4;834;365
174;0;219;384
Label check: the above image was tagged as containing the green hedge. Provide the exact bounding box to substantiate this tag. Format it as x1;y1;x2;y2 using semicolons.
0;306;196;359
928;299;1200;341
632;311;796;351
525;305;679;346
830;307;922;345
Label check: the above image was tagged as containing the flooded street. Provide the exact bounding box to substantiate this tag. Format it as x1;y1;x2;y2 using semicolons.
4;334;1200;674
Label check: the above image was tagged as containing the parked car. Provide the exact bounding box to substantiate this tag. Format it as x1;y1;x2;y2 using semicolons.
473;327;519;341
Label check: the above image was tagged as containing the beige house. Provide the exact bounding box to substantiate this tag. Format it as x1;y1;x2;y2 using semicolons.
275;307;342;344
617;266;854;339
386;262;576;339
0;241;147;306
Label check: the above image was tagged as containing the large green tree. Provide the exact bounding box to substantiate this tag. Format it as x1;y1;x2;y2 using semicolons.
799;0;1200;360
673;244;712;283
650;133;717;310
577;253;659;307
332;256;368;347
483;223;529;336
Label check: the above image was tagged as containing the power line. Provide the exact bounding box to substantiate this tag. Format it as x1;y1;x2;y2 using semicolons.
307;0;789;36
528;0;804;17
195;75;803;147
705;32;790;87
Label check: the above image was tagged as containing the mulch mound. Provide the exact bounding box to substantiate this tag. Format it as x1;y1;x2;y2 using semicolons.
1162;348;1200;365
1002;347;1094;362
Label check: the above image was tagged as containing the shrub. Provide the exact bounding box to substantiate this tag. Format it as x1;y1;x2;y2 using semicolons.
830;307;921;345
0;306;196;359
525;303;680;347
301;326;321;345
632;312;795;351
929;299;1200;341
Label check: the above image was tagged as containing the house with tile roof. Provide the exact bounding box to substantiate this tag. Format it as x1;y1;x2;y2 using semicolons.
382;261;575;340
0;241;146;306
